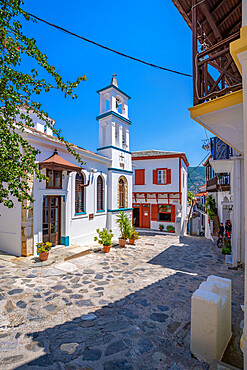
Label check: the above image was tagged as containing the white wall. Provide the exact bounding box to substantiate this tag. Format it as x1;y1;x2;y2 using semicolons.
29;137;111;254
133;157;180;193
0;197;22;256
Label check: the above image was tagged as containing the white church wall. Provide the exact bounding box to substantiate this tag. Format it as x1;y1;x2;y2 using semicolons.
28;137;111;253
0;197;22;256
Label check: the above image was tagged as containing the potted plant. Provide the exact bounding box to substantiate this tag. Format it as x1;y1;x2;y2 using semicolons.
166;225;175;233
94;228;113;253
159;224;164;232
116;211;131;247
36;242;52;261
129;228;139;245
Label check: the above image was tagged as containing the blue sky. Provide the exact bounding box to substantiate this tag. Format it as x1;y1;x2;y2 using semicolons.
21;0;209;166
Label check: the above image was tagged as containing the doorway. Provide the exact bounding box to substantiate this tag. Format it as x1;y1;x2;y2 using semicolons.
43;196;61;246
133;207;140;227
141;204;150;228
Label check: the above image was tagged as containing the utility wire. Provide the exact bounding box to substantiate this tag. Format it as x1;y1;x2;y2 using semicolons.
27;12;193;78
188;153;209;175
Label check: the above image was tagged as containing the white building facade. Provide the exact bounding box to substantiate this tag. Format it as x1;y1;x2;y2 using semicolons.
132;150;189;236
0;77;133;256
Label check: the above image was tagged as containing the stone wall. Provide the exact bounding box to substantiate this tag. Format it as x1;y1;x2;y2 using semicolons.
21;175;34;256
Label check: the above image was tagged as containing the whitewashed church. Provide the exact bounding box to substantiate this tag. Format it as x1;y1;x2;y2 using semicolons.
0;76;133;256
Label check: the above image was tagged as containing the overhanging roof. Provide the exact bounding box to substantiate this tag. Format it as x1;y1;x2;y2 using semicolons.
172;0;242;46
39;150;82;173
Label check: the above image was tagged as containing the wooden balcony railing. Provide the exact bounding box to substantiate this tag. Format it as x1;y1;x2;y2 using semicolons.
206;174;230;192
192;1;242;105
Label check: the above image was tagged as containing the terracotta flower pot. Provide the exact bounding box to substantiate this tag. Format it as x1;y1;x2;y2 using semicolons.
119;238;127;247
39;251;49;261
129;239;135;245
103;245;111;253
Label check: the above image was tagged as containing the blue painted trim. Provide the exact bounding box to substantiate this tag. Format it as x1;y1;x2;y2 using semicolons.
61;195;65;202
75;212;86;215
96;85;131;99
96;111;132;124
97;146;131;154
97;209;105;213
108;168;133;174
61;236;69;246
108;208;133;212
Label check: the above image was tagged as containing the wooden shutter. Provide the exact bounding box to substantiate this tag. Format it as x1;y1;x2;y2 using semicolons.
153;169;157;184
166;169;171;184
151;204;158;221
135;169;145;185
171;205;175;222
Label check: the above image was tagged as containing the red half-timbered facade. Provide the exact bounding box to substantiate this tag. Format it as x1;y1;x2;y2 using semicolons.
132;150;189;235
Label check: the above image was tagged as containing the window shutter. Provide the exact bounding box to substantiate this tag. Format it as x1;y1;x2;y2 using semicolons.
153;169;157;184
171;205;175;222
151;204;158;221
167;169;171;184
135;169;145;185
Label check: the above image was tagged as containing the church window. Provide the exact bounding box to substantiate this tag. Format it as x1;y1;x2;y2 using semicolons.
75;173;85;213
46;170;62;189
97;176;104;211
118;176;127;209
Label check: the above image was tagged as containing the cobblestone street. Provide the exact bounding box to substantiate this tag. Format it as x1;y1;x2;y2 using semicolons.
0;234;244;369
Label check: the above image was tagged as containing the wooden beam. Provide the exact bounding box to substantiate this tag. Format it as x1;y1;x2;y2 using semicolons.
198;32;239;58
206;1;242;40
209;61;241;83
201;0;239;27
218;1;241;30
208;59;232;95
200;2;222;41
192;0;199;105
198;48;229;66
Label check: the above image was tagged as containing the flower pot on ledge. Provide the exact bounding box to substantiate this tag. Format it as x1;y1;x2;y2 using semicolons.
129;239;135;245
119;238;127;247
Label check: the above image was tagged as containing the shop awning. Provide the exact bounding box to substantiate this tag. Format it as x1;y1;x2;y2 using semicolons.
39;149;82;173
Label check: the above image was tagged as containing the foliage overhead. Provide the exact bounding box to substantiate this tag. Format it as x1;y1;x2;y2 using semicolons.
0;0;86;208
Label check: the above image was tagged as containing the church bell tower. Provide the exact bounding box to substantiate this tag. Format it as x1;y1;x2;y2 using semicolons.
96;76;133;234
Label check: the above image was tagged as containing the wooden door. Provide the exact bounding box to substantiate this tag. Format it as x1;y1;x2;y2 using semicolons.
43;196;61;246
141;204;150;229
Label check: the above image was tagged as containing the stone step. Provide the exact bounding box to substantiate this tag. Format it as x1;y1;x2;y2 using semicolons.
63;246;91;261
209;360;241;370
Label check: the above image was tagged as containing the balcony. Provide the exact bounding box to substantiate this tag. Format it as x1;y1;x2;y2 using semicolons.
210;137;233;160
206;174;230;192
193;32;242;105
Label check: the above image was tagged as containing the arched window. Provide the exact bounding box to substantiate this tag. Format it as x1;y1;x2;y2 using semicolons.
97;176;104;211
118;176;127;209
75;173;85;213
116;96;124;114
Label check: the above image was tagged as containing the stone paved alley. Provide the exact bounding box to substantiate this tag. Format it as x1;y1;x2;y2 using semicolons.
0;234;244;369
